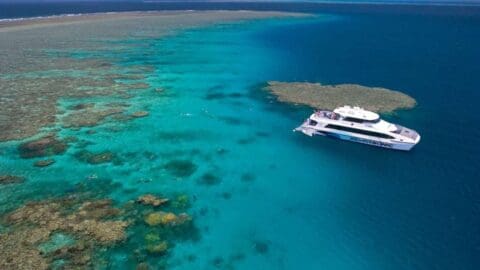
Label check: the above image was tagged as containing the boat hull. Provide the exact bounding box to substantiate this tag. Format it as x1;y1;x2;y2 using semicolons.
324;132;415;151
295;126;417;151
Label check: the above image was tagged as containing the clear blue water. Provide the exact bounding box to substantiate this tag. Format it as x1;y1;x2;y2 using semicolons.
1;8;480;270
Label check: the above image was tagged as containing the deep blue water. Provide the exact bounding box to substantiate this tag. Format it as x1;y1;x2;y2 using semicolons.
254;12;480;268
1;3;480;270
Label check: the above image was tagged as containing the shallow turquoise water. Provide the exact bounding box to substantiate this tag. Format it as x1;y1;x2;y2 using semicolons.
1;12;480;270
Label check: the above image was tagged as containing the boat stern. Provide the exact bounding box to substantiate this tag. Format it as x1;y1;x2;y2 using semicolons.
293;119;319;137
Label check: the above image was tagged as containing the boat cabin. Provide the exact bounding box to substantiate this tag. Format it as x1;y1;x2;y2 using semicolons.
333;106;380;123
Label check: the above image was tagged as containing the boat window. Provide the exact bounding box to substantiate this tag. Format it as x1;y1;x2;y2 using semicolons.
325;124;394;139
344;117;364;123
344;117;380;123
309;119;318;126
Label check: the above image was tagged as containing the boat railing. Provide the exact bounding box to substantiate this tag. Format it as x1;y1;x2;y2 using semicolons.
315;110;340;120
393;124;418;140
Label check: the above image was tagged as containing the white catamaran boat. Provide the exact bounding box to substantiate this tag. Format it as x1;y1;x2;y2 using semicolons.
294;106;420;151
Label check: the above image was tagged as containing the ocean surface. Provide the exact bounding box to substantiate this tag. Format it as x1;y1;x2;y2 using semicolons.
1;3;480;270
2;1;480;20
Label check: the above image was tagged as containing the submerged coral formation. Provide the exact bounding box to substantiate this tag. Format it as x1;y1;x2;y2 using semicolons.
74;150;119;165
198;172;221;186
0;11;303;142
18;134;68;159
61;105;125;128
131;111;149;118
171;194;190;210
0;191;197;269
0;175;25;185
34;159;55;167
164;160;198;178
146;240;169;254
137;194;169;207
0;10;310;270
144;212;191;227
0;197;128;269
264;81;416;113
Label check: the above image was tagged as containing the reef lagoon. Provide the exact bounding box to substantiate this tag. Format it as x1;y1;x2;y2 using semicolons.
1;8;480;270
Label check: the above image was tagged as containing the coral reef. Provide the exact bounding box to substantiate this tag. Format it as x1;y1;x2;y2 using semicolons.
0;11;302;142
70;103;95;110
171;194;190;210
252;240;270;255
136;262;150;270
143;232;169;255
164;159;197;178
18;134;67;158
264;81;416;113
0;197;128;269
137;194;169;207
34;159;55;167
0;228;50;270
146;241;169;255
132;111;149;118
74;150;119;165
61;105;125;128
198;172;221;186
144;212;191;227
0;175;25;185
5;199;128;243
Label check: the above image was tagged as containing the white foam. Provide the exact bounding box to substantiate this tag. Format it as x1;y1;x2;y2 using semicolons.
0;13;84;23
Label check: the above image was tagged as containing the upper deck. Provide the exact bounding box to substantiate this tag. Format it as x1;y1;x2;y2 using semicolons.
334;106;380;122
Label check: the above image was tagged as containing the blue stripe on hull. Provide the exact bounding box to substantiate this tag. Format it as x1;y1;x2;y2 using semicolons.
323;132;396;149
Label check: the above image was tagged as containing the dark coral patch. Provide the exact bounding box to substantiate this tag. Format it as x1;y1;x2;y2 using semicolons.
240;173;256;183
199;207;209;216
164;160;197;178
230;252;246;262
0;175;25;185
34;159;55;167
70;103;95;110
197;172;221;186
253;240;269;255
236;137;255;145
211;256;224;268
221;192;232;200
74;150;120;165
18;135;68;159
186;254;197;262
